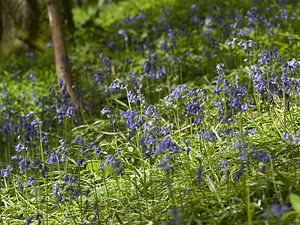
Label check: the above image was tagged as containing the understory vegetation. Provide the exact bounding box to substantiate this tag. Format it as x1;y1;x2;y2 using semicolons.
1;0;300;224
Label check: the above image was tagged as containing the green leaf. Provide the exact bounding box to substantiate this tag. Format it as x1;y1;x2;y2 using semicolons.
85;161;101;171
290;193;300;212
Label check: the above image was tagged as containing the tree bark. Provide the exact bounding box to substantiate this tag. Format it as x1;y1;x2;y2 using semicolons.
46;0;77;106
0;0;45;56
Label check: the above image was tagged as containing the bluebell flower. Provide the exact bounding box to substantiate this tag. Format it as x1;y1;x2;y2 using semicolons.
240;150;246;161
246;7;257;25
155;137;181;155
1;169;9;178
272;203;288;219
227;37;238;47
186;101;201;115
93;146;102;158
241;104;248;112
145;105;158;118
40;134;49;144
161;40;168;51
114;164;123;175
99;53;111;69
128;90;139;104
196;168;202;184
46;42;53;48
35;213;43;221
120;109;141;130
109;80;126;91
28;175;35;186
19;158;30;174
25;214;34;225
203;131;216;143
56;194;63;204
105;155;114;164
167;208;182;225
57;139;67;151
183;139;190;155
66;107;76;118
69;175;76;184
155;66;167;79
253;151;267;163
143;60;153;76
118;29;128;41
47;152;58;164
216;64;224;75
157;155;173;173
11;154;18;164
205;17;212;26
160;125;170;136
15;143;29;152
60;153;66;163
282;132;290;141
191;15;199;23
41;165;47;178
77;158;84;167
234;169;243;183
100;108;112;120
190;3;197;11
25;51;34;58
287;59;298;71
53;183;59;196
292;136;299;145
221;160;228;172
28;73;36;83
280;9;288;20
112;159;120;169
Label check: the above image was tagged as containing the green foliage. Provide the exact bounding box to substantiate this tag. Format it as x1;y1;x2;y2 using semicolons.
290;194;300;213
1;0;300;224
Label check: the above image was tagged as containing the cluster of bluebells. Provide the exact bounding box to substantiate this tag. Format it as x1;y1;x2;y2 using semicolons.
120;109;142;140
164;84;206;124
33;82;79;128
52;174;82;209
112;87;186;174
55;80;78;123
89;53;111;88
98;150;124;175
1;103;43;146
263;203;289;221
46;139;68;164
230;4;300;38
142;51;168;80
249;147;270;173
166;208;182;225
227;38;255;62
214;64;250;116
121;12;146;25
1;1;300;224
72;137;124;176
282;129;300;145
249;51;300;108
72;137;103;165
220;126;270;182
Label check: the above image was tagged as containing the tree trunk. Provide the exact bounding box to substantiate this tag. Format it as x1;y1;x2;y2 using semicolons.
0;0;45;56
46;0;77;106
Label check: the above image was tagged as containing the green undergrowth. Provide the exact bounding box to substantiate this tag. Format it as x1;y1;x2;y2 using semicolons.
1;0;300;224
